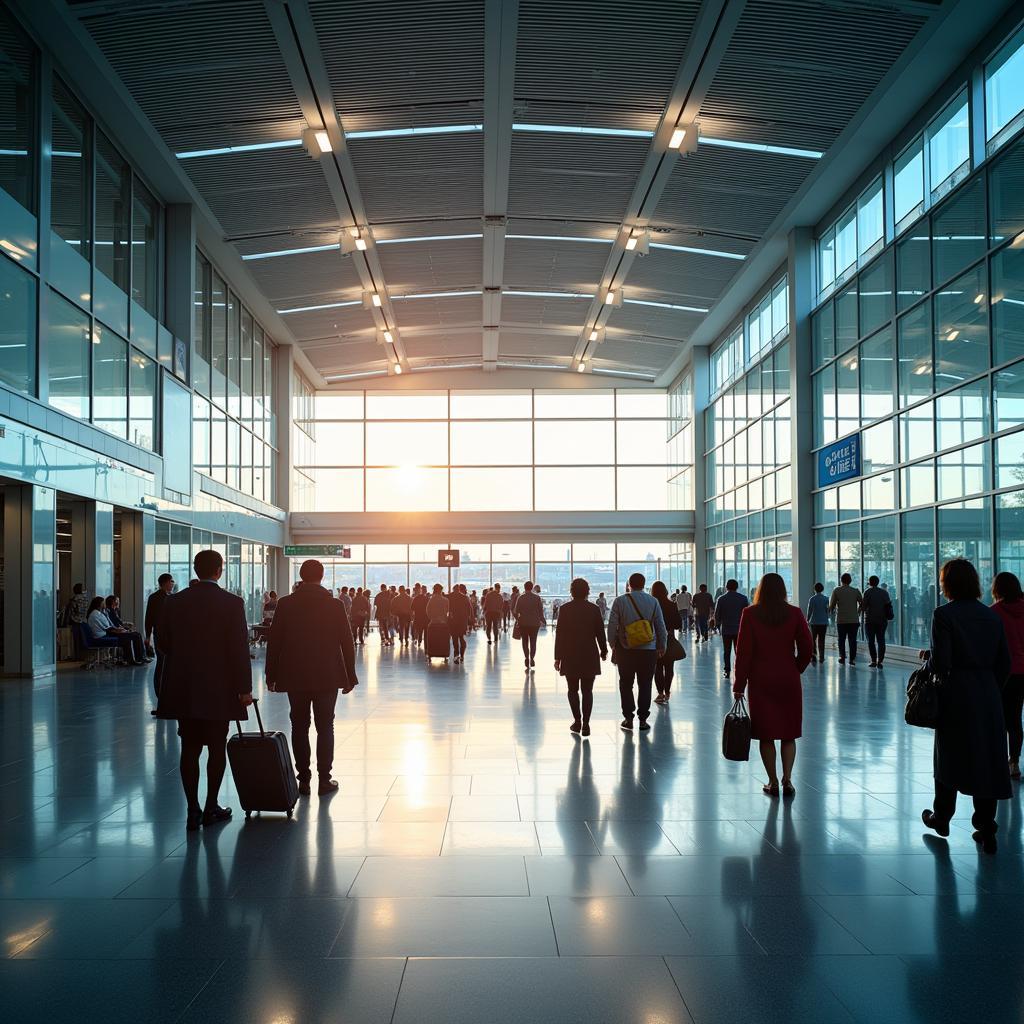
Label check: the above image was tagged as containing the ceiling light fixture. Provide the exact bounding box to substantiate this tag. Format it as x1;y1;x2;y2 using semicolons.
604;289;618;305
669;127;686;149
301;127;333;158
589;329;599;342
393;363;403;375
577;362;587;373
383;330;394;344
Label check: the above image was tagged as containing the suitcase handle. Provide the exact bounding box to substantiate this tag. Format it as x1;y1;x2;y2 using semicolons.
236;697;264;737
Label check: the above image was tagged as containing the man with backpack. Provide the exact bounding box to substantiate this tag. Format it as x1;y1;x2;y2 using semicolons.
607;573;667;732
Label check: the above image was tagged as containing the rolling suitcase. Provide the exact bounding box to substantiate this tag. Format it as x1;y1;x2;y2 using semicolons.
425;621;451;662
227;698;299;819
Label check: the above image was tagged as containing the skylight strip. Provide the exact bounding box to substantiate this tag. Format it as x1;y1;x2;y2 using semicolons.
323;369;389;381
591;367;658;380
242;243;341;261
346;124;483;139
507;234;612;245
505;290;593;299
277;299;362;314
624;298;709;313
701;136;823;159
650;242;746;261
512;123;654;139
391;290;482;300
413;362;483;371
376;233;483;244
497;361;570;371
176;139;303;159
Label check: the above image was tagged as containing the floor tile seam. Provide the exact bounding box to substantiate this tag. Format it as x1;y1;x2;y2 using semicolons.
806;894;881;954
343;857;369;898
387;956;410;1024
610;856;636;895
661;954;698;1023
169;957;227;1023
545;896;560;957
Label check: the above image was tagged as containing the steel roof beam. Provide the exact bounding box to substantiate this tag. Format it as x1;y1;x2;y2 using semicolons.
481;0;519;370
263;0;408;373
571;0;747;372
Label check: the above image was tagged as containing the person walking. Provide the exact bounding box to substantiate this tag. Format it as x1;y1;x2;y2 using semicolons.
920;559;1012;854
265;559;358;796
652;580;683;705
607;573;667;732
732;573;813;798
805;582;829;664
144;573;176;713
554;577;608;736
392;586;413;645
350;588;370;645
675;585;693;633
448;583;473;664
411;584;429;645
829;573;863;665
155;550;253;831
514;580;545;669
992;571;1024;781
692;584;714;642
483;583;504;644
596;592;608;622
861;576;893;668
374;584;393;646
714;579;749;678
427;583;450;623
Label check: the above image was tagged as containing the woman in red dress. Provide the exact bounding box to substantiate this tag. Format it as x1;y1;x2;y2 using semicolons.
733;573;814;797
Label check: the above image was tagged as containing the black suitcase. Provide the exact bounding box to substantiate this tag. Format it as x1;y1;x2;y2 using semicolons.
227;698;300;818
425;621;451;661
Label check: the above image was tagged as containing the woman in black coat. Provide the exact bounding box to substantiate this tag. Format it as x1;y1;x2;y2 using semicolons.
554;577;608;737
920;558;1012;854
651;580;683;705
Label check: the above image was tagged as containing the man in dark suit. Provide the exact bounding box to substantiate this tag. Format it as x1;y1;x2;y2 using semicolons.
514;581;545;670
156;550;253;831
265;559;358;796
144;572;175;715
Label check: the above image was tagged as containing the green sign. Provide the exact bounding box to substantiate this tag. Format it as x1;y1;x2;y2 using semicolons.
285;545;350;557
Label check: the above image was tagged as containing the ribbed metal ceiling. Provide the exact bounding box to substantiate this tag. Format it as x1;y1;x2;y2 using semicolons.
71;0;941;382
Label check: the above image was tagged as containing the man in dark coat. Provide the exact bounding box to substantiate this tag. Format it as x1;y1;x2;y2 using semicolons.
156;550;253;831
144;572;175;714
265;559;358;796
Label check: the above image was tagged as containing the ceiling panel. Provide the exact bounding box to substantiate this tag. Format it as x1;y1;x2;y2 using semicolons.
304;338;388;374
503;237;610;291
390;293;482;330
279;304;375;342
627;249;743;307
606;302;705;342
245;249;363;304
403;334;483;362
378;237;484;292
501;294;590;329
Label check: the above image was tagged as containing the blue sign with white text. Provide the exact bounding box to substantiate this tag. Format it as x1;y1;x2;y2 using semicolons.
818;433;861;487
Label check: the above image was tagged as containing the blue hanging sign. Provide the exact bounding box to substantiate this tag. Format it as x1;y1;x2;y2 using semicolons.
817;433;861;487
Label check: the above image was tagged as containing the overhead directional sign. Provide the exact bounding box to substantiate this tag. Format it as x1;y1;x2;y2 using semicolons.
817;433;861;488
285;545;350;557
438;549;460;568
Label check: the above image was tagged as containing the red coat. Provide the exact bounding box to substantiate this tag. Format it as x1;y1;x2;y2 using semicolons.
733;604;813;740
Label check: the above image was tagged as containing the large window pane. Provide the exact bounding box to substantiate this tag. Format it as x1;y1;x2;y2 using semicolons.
240;309;253;426
308;421;363;462
0;254;35;396
51;76;90;264
0;7;36;214
835;281;858;350
937;441;989;499
131;178;159;316
894;139;924;228
451;468;532;510
95;132;130;293
932;175;985;286
46;289;89;418
129;350;156;450
858;253;893;336
860;327;894;422
227;290;240;419
192;393;210;474
192;251;210;394
535;420;613;463
857;179;883;257
366;420;447;465
309;468;363;511
366;467;447;511
93;325;127;438
896;228;930;312
900;401;934;463
812;302;835;366
616;419;668;464
617;466;669;510
901;460;935;508
995;359;1024;431
535;467;614;510
993;244;1024;366
986;27;1024;142
997;491;1024;581
835;348;859;438
366;391;447;419
617;390;668;417
901;508;934;647
898;303;933;404
936;377;989;449
996;431;1024;490
928;92;969;195
989;139;1024;245
450;420;531;464
934;264;990;385
449;390;531;417
938;498;992;591
534;390;614;418
210;271;227;407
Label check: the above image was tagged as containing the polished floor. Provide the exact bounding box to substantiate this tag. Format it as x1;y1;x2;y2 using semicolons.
2;626;1023;1023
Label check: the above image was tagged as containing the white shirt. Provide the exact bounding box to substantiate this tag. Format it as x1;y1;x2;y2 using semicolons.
87;609;113;639
675;591;692;611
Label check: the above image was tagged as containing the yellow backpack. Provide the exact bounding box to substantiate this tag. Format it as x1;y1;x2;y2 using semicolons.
623;594;655;648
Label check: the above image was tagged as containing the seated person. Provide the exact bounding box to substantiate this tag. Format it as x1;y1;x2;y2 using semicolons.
87;596;148;665
104;595;135;630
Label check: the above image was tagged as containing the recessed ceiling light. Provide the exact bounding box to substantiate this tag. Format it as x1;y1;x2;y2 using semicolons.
577;362;587;373
668;127;686;149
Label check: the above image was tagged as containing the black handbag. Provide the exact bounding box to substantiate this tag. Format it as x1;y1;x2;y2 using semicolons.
722;697;752;761
664;636;686;662
905;666;943;729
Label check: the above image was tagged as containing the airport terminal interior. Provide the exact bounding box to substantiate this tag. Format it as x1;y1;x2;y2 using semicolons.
2;0;1024;1020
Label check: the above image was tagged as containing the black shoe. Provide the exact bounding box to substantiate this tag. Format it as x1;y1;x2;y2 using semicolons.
581;724;591;738
570;720;582;734
838;657;845;664
620;719;633;731
850;659;857;666
151;709;159;716
318;778;339;796
186;809;203;832
525;659;530;669
922;809;950;837
530;659;535;667
298;778;311;796
638;720;651;732
202;805;232;827
869;661;877;668
972;830;998;854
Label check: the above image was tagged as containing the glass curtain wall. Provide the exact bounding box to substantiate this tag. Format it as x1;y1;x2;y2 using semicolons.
191;247;277;504
289;542;693;604
704;277;793;593
294;389;680;513
667;374;694;510
811;127;1024;648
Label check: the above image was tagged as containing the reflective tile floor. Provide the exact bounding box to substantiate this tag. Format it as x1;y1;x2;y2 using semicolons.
2;627;1024;1023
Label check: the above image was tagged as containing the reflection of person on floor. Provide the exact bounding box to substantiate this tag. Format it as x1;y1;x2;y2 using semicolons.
557;739;601;890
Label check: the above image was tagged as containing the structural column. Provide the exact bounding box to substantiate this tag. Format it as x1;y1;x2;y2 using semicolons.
71;500;114;601
3;483;57;677
274;345;295;591
690;346;710;586
787;226;816;604
117;511;148;631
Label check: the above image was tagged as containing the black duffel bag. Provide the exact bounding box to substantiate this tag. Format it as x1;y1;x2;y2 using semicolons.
905;666;943;729
722;697;752;761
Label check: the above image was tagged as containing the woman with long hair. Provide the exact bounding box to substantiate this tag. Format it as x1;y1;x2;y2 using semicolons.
920;559;1012;853
992;571;1024;780
732;573;813;797
651;580;682;704
554;577;608;736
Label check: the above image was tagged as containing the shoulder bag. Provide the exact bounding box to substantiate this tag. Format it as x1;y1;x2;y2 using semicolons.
623;594;656;648
904;665;943;729
722;697;752;761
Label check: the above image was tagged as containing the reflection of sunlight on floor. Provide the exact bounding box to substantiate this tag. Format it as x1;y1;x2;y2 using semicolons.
6;918;52;956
